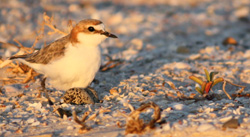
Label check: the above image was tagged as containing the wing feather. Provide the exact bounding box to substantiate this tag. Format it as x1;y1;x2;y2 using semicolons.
10;35;70;64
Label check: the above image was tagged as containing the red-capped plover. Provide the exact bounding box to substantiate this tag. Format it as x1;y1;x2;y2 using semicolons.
10;19;117;104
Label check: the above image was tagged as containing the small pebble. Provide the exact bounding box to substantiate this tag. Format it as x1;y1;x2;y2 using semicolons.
197;124;215;132
222;118;239;129
67;126;74;130
220;116;233;122
222;37;238;45
31;121;40;126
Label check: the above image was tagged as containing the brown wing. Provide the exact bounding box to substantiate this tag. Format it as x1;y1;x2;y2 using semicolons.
10;35;70;64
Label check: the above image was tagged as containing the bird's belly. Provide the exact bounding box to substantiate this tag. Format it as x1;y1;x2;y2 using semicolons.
44;46;101;90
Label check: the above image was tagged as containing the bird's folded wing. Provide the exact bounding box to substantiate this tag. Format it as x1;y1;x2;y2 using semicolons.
10;35;70;64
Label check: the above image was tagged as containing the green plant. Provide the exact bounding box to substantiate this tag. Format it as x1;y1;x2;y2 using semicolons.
189;69;224;95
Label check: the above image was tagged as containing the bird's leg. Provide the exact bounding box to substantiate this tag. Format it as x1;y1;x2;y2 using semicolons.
63;87;99;105
37;77;47;98
38;77;53;105
41;77;46;90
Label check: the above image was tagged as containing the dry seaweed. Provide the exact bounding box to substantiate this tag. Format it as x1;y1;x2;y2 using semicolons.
119;102;161;135
100;54;124;72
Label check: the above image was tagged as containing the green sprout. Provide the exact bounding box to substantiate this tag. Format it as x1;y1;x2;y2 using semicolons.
189;69;224;95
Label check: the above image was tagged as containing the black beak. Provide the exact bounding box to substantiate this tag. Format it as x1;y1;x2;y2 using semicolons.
101;31;118;38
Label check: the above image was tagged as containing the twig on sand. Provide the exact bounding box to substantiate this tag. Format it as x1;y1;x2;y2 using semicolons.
222;81;232;100
13;39;25;49
55;108;72;118
72;108;110;134
232;93;250;97
43;12;68;36
166;81;177;90
225;80;246;95
120;102;161;135
222;80;246;100
13;39;35;54
31;33;44;49
100;54;124;72
73;111;92;134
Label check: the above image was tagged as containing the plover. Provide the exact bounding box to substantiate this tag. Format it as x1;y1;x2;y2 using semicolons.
10;19;117;104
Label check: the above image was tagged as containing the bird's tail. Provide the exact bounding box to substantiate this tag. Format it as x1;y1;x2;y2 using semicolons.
0;55;27;68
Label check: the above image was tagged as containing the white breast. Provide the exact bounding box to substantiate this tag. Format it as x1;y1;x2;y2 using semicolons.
43;43;101;90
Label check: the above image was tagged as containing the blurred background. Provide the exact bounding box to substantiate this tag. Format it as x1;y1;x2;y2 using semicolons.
0;0;249;52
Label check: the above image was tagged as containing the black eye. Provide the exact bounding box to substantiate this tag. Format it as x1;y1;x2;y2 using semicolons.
88;26;95;32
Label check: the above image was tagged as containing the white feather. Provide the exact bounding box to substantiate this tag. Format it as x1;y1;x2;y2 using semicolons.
47;43;101;90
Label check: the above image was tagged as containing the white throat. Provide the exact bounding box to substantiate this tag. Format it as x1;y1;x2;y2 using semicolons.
77;32;107;46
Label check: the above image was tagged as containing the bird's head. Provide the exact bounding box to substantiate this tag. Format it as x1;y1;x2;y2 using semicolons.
70;19;117;46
